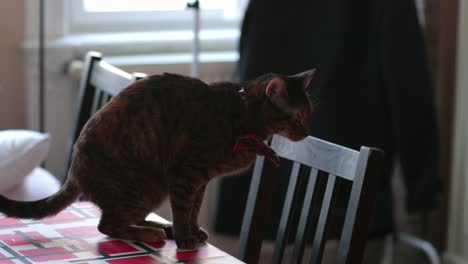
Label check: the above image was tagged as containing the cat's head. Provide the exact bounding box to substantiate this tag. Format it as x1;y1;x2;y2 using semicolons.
264;69;316;141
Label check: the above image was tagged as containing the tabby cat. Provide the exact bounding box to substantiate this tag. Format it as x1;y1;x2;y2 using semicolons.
0;69;315;249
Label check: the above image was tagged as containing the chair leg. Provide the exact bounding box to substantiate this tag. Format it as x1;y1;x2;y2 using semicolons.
381;234;395;264
397;232;441;264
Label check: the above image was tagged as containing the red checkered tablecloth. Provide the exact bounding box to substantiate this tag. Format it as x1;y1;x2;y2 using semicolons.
0;202;244;263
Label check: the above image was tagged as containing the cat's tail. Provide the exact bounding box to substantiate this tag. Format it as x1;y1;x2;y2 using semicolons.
0;178;80;219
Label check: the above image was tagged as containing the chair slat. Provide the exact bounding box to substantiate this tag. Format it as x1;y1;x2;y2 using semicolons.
91;89;103;114
90;61;134;96
271;135;359;180
99;92;111;108
272;162;303;264
309;174;337;264
291;168;319;264
237;156;277;264
336;148;383;264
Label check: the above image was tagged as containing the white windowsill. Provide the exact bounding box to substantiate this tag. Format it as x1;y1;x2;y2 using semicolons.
106;51;238;66
22;29;240;56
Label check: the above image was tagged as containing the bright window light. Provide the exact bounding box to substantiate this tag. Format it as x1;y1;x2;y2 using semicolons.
83;0;225;12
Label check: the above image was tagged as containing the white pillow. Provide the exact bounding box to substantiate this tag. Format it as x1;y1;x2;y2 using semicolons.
0;130;50;192
1;167;60;201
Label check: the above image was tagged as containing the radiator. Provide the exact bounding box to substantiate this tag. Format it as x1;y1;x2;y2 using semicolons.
66;51;239;83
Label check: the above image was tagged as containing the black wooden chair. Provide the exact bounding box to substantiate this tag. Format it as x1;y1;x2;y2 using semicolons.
62;51;147;180
237;135;385;264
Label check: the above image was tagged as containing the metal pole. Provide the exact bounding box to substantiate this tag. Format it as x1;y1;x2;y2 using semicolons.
39;0;45;133
187;1;200;78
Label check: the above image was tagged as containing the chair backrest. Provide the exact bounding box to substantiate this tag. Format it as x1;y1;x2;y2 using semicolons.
62;51;147;180
237;135;385;264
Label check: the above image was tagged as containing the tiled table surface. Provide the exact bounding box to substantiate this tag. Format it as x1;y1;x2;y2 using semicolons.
0;202;244;264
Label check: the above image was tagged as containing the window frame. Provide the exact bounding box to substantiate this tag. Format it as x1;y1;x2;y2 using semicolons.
67;0;240;34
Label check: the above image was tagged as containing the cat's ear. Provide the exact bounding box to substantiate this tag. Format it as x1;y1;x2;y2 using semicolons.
291;68;317;90
265;77;288;99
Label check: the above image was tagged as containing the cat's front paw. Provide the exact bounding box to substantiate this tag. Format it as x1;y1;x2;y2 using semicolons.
175;235;199;250
192;226;209;243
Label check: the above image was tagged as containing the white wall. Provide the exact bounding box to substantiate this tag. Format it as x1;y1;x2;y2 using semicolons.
445;0;468;263
0;0;25;129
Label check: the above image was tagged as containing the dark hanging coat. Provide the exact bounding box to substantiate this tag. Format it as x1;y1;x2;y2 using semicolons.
215;0;440;239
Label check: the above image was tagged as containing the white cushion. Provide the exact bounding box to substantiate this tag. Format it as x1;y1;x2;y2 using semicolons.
0;130;50;192
1;167;60;201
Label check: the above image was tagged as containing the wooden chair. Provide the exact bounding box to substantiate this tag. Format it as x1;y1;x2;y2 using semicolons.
62;51;147;180
237;135;385;264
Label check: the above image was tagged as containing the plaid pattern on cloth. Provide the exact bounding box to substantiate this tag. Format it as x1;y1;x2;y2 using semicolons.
0;202;244;264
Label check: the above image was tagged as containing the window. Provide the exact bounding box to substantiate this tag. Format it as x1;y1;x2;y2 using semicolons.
68;0;243;34
83;0;225;12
